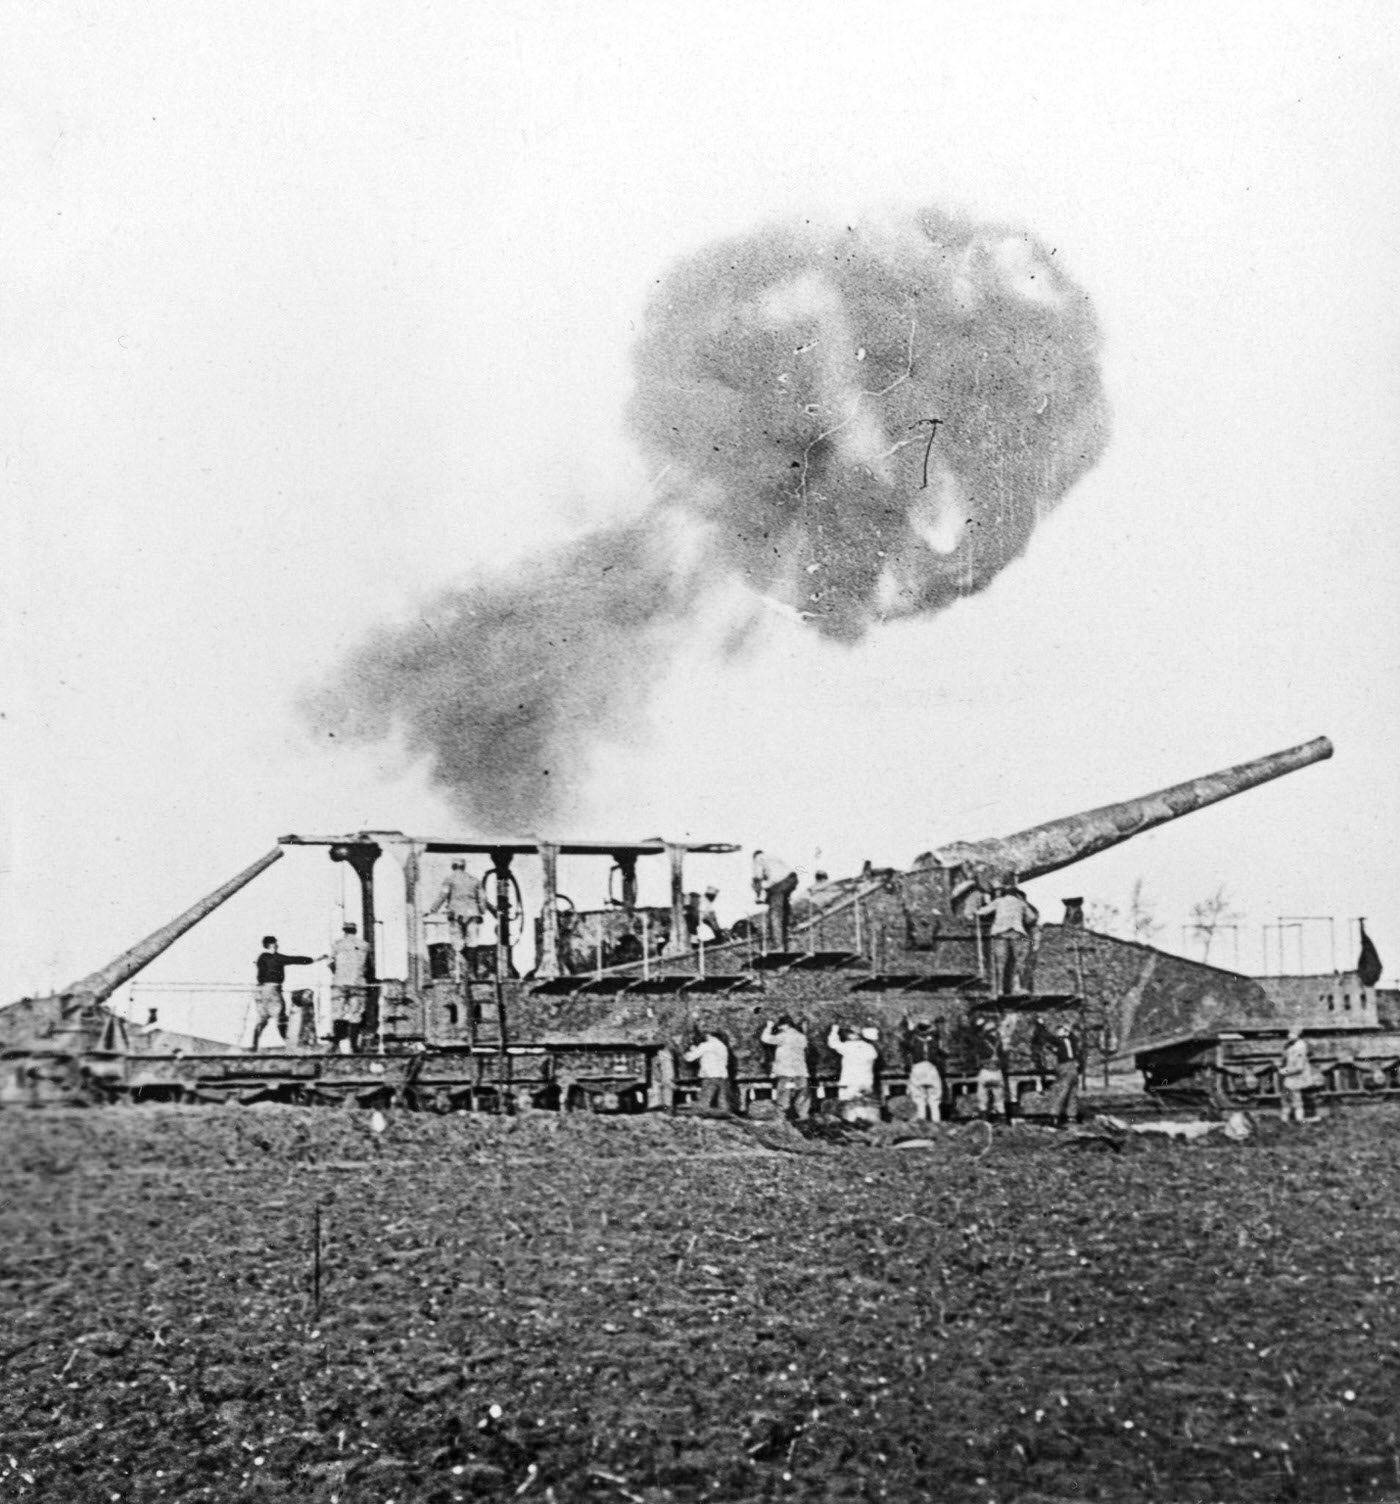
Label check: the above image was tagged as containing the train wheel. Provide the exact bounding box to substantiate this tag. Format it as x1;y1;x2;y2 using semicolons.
1217;1068;1260;1106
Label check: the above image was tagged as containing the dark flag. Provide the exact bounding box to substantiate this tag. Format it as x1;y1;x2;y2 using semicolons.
1357;922;1383;988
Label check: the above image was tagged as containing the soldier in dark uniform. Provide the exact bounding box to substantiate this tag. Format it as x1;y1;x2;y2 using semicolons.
974;1014;1011;1122
900;1017;946;1121
1043;1020;1082;1127
252;937;320;1051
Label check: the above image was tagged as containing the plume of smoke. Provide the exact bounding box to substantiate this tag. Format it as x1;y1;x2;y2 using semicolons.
308;207;1109;828
302;517;701;831
628;206;1110;640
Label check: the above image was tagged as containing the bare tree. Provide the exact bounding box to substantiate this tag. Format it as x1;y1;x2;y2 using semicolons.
1127;879;1162;944
1085;899;1121;935
1188;884;1243;963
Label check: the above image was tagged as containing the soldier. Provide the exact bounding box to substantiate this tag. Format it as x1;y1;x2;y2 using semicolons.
647;1042;678;1114
901;1017;945;1122
1042;1019;1082;1127
752;851;798;950
827;1024;880;1114
760;1015;811;1120
974;1014;1011;1122
427;859;485;947
975;881;1040;997
252;936;321;1051
683;890;725;946
684;1027;730;1112
329;921;370;1053
1278;1026;1315;1124
698;887;727;943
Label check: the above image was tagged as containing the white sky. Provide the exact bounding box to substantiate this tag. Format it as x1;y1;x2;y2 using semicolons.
5;0;1399;1028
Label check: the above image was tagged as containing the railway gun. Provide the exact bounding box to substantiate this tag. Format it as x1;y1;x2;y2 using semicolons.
4;734;1379;1118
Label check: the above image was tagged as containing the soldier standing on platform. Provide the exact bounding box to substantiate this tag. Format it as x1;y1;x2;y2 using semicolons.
427;859;485;947
329;921;370;1053
752;851;798;950
976;881;1040;997
698;887;727;943
252;937;320;1052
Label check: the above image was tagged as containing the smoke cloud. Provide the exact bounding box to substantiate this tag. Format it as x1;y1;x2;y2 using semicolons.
308;207;1109;828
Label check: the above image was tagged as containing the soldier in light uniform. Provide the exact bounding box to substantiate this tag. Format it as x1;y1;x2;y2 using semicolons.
975;881;1040;997
684;1028;731;1112
760;1015;811;1120
427;859;485;946
828;1024;881;1121
1278;1026;1315;1124
329;921;370;1053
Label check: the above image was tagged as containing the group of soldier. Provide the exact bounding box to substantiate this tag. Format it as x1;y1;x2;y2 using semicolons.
403;850;1042;978
250;924;373;1052
684;1011;1084;1127
247;854;1050;1060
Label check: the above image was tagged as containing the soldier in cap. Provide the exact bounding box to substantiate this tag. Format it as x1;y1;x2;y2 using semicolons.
427;859;485;947
901;1016;945;1122
698;886;727;943
1042;1018;1082;1127
684;1026;731;1113
975;879;1040;997
685;884;727;944
252;936;321;1052
760;1014;811;1120
1278;1026;1315;1124
752;851;799;950
973;1013;1012;1122
329;920;370;1052
827;1023;880;1106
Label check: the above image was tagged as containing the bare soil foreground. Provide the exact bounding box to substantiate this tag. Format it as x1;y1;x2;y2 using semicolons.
2;1107;1398;1504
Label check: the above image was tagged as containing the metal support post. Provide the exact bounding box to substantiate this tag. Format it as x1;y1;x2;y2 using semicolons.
666;843;688;958
402;844;424;995
330;842;382;983
537;841;561;981
489;848;513;1099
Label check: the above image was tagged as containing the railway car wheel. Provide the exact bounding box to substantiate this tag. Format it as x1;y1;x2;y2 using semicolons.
1217;1068;1260;1106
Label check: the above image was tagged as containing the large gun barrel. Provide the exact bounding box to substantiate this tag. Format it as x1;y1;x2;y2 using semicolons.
61;846;285;1006
925;736;1333;888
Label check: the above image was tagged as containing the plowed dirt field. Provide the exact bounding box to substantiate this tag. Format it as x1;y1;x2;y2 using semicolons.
2;1106;1398;1503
